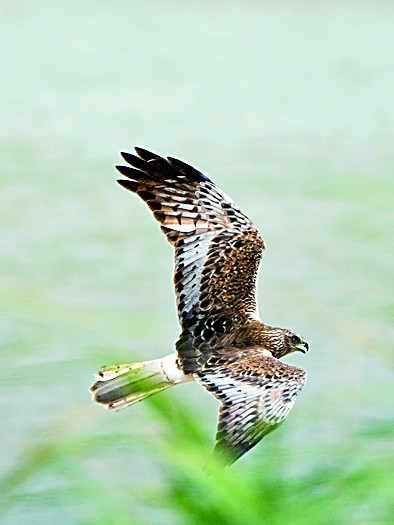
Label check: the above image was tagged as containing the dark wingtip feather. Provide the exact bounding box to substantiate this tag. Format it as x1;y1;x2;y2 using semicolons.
117;179;139;192
167;156;212;183
121;151;146;170
134;147;164;161
115;165;144;179
119;147;213;184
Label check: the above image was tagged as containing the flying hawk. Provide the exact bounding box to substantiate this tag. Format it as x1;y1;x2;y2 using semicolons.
90;147;309;466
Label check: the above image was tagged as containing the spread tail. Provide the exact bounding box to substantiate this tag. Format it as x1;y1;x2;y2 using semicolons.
90;353;191;410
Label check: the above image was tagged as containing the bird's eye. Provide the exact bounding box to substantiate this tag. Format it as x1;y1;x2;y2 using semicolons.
291;335;301;344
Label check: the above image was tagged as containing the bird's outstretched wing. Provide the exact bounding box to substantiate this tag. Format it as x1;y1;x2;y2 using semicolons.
117;148;265;373
196;350;307;466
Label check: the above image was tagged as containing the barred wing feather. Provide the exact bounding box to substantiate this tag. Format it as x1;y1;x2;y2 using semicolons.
196;351;307;466
116;148;265;347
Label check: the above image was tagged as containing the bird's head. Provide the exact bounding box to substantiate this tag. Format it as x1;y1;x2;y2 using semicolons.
264;326;309;359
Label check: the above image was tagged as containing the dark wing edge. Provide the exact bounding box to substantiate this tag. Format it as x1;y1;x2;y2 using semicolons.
195;352;307;466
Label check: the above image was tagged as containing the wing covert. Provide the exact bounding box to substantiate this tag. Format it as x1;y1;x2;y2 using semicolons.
196;351;307;466
116;148;265;336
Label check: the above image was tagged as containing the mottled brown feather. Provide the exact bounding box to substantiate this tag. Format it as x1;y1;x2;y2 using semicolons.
196;350;307;465
116;147;266;373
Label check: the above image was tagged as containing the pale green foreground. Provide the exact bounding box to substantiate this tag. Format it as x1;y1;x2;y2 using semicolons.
1;1;393;524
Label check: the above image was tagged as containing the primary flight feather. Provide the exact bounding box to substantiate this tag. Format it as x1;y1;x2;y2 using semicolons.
90;147;309;466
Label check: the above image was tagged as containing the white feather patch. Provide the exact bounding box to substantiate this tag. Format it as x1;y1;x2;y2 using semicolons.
161;353;194;384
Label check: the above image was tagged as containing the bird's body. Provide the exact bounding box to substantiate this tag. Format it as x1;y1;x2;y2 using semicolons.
90;147;309;466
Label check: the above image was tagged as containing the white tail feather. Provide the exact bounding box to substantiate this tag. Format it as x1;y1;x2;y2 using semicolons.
90;353;192;411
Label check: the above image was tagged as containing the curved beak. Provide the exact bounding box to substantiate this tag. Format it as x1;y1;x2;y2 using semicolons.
295;340;309;354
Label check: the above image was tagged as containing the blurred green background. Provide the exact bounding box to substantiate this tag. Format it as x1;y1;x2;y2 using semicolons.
1;1;393;524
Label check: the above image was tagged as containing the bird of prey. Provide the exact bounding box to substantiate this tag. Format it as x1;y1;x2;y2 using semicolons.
90;147;309;466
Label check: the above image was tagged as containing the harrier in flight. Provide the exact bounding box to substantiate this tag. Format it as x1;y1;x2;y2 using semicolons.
90;147;309;466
